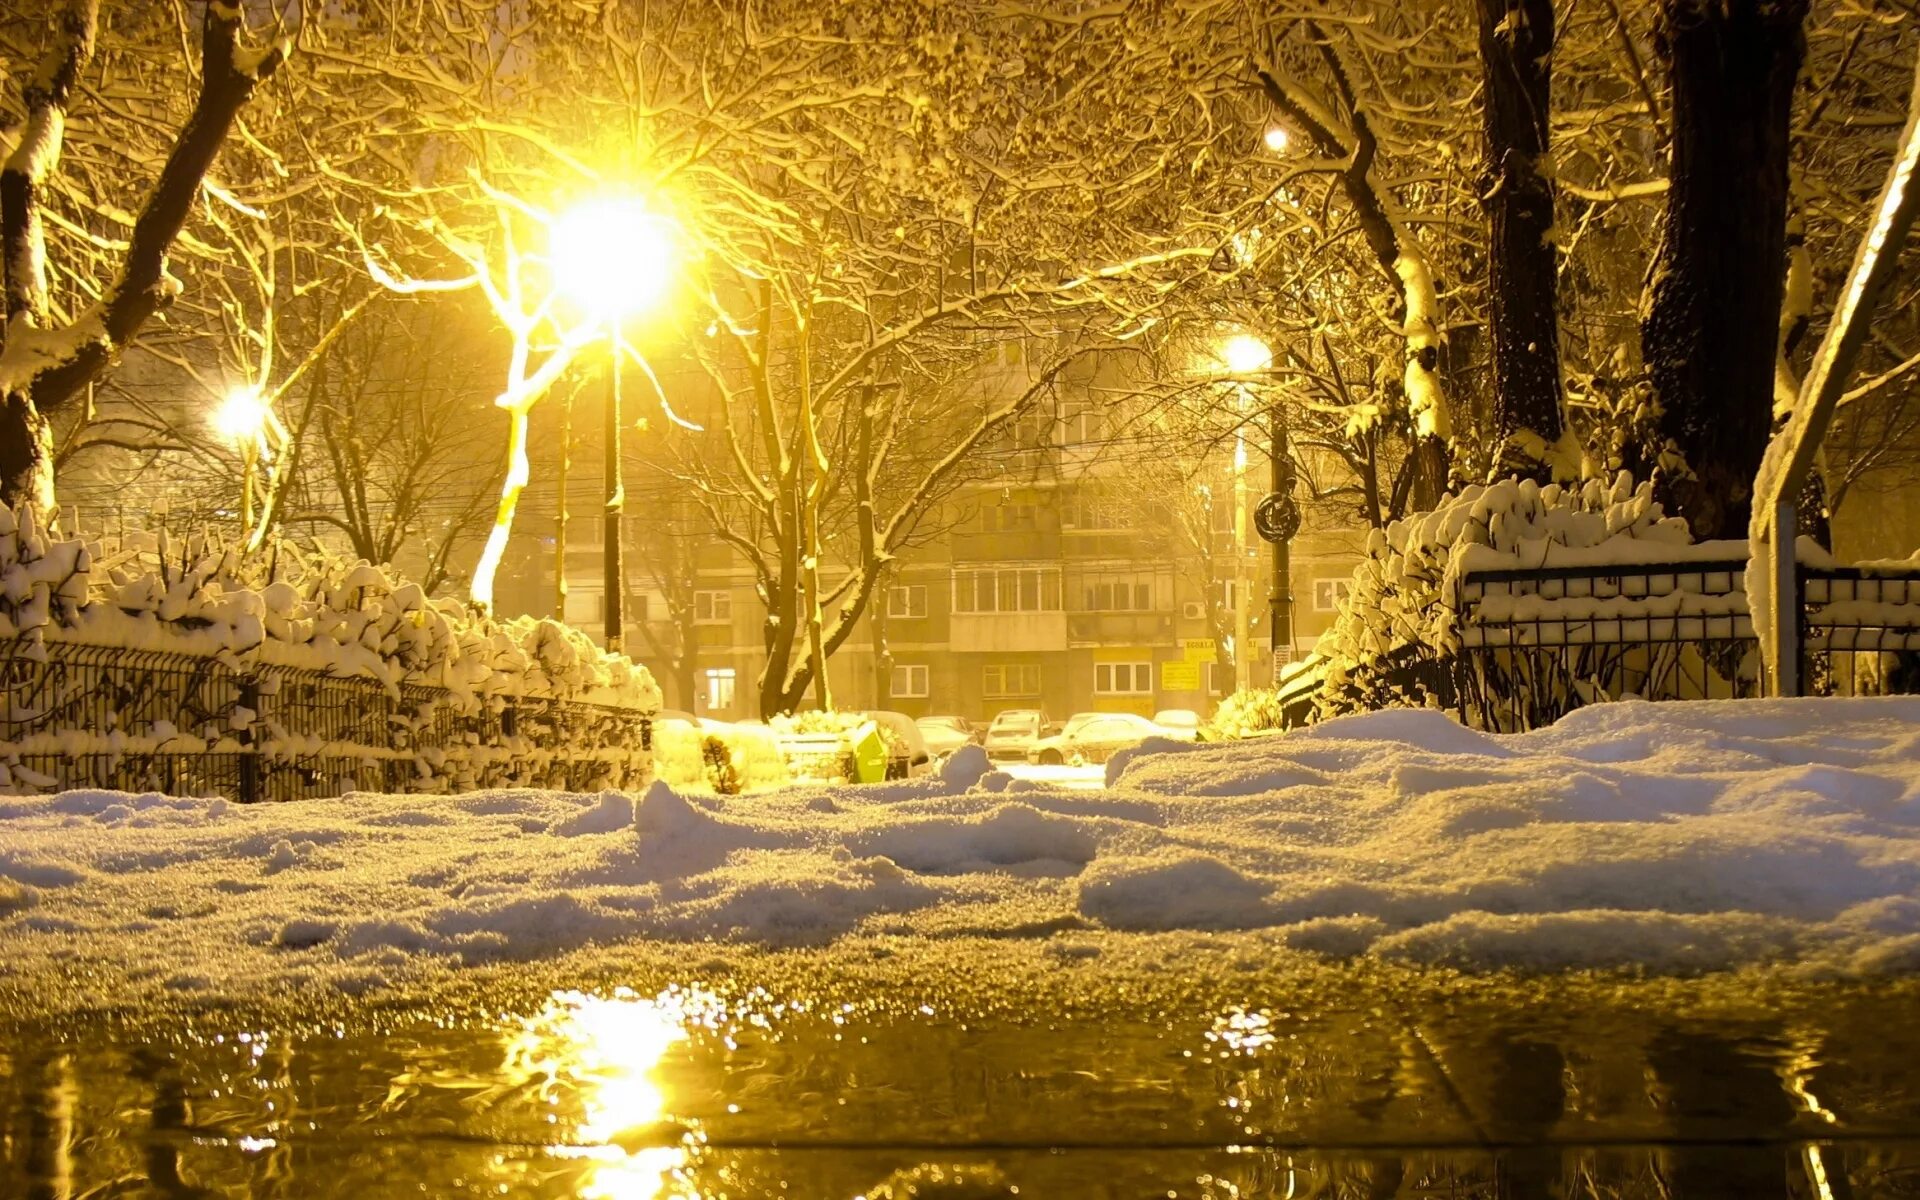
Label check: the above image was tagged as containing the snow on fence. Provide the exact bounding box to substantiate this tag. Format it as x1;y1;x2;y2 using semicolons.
0;507;659;799
1390;556;1920;733
1305;477;1920;734
0;636;655;800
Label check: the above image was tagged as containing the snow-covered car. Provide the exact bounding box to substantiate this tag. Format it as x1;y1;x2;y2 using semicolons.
1027;711;1167;765
1152;709;1202;741
862;710;934;779
984;709;1049;761
915;715;978;760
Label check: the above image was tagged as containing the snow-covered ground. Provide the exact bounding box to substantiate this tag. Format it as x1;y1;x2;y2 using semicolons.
2;697;1918;1010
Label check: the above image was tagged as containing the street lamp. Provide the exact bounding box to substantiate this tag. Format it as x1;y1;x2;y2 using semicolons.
1214;336;1272;693
549;196;679;655
211;385;280;536
1215;334;1297;685
1262;125;1291;155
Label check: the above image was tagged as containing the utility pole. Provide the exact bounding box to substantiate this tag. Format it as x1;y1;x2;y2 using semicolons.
604;338;626;654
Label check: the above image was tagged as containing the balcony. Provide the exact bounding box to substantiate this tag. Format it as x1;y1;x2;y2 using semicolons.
1068;612;1173;646
949;611;1067;652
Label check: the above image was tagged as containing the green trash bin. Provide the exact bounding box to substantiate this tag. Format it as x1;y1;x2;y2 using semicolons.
849;720;888;784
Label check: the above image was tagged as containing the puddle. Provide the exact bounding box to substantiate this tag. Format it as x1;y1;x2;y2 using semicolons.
3;976;1918;1196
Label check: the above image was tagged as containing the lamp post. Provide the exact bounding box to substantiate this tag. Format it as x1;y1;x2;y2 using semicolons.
1219;335;1272;692
550;197;676;655
211;386;280;539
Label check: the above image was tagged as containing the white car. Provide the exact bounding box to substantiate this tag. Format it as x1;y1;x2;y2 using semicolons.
1027;711;1166;765
915;715;979;760
984;709;1049;761
1152;709;1202;741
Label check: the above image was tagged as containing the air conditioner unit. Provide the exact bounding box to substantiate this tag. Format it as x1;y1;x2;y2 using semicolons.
1180;601;1206;621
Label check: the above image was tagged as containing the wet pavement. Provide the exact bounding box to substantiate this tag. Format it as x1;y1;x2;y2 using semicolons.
3;964;1918;1198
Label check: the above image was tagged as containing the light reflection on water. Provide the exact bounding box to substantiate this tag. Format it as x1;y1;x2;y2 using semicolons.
498;986;725;1200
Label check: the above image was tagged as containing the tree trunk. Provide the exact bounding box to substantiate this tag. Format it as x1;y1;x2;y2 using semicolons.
1477;0;1566;478
0;390;54;515
1641;0;1809;540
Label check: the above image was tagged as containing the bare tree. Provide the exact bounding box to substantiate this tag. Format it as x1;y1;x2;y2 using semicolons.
0;0;293;511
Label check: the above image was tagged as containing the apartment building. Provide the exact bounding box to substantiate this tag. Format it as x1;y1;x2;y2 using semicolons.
500;408;1367;724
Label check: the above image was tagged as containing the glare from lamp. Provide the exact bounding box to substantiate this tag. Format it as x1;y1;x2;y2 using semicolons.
1220;334;1273;375
550;196;677;321
1263;126;1290;154
212;386;271;444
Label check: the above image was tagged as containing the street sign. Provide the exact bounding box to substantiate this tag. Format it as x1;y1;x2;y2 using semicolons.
1254;492;1300;543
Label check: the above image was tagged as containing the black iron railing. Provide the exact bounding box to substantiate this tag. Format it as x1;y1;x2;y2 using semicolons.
0;636;654;802
1434;558;1920;732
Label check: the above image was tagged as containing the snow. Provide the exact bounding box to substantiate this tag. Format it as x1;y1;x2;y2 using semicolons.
2;696;1918;1009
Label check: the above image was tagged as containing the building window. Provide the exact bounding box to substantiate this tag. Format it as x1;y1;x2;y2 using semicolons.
1059;396;1104;447
1080;572;1158;612
887;585;928;619
563;590;604;624
695;590;732;624
1313;578;1354;612
953;567;1061;614
1094;662;1153;695
891;664;930;698
983;663;1042;698
704;668;736;712
982;502;1038;533
1062;491;1134;532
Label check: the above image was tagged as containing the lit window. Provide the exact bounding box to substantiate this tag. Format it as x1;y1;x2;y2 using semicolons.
891;664;930;698
703;668;736;712
694;590;732;623
1094;662;1153;695
1313;578;1354;613
887;585;928;619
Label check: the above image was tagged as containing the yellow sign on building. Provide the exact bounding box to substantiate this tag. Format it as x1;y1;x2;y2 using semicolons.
1181;638;1216;663
1161;660;1202;691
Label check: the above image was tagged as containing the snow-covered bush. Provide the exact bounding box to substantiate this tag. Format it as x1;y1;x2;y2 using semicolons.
1207;687;1290;740
1313;474;1706;724
70;527;658;710
652;719;791;794
0;514;660;797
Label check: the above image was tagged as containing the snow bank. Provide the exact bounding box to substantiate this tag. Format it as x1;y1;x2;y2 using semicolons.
2;697;1917;1002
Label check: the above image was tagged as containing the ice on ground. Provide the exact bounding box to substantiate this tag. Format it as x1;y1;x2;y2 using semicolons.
3;697;1920;1005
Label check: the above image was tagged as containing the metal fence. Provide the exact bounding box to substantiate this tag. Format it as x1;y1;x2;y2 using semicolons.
1435;558;1920;732
0;636;654;801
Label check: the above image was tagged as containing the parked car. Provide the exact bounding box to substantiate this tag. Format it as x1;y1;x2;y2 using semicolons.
915;715;979;760
1152;709;1202;741
862;710;934;779
1027;711;1166;765
984;709;1050;761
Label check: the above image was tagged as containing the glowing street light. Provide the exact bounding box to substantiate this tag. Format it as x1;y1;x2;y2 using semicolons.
1263;125;1291;155
211;385;282;536
549;196;677;322
548;195;680;654
212;385;271;444
1220;334;1273;376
